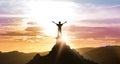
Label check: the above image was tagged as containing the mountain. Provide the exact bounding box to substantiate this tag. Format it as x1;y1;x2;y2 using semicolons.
27;42;97;64
78;46;120;64
77;47;95;54
0;45;120;64
0;51;48;64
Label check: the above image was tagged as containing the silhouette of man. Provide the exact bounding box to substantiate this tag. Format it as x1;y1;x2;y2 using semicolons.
52;21;67;38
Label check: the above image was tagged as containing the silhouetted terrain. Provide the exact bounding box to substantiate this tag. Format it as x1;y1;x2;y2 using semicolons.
0;51;48;64
79;46;120;64
27;42;97;64
0;46;120;64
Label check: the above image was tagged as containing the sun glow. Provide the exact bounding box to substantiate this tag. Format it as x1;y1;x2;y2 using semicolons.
24;0;78;36
26;1;78;21
62;35;69;42
21;0;76;49
62;35;74;48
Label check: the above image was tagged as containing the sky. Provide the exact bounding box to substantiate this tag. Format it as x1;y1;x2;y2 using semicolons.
0;0;120;53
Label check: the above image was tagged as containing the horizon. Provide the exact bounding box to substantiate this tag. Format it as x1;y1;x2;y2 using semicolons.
1;45;120;53
0;0;120;53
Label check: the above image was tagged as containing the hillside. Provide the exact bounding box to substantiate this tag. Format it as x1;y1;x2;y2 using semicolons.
0;46;120;64
78;46;120;64
27;42;97;64
0;51;48;64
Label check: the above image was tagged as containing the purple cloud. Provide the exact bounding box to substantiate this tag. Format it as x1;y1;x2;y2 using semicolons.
78;18;120;27
67;26;120;39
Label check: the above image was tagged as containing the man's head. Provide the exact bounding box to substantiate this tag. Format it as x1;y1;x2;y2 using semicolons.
59;21;61;24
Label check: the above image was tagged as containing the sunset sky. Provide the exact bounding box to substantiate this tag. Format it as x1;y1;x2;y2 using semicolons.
0;0;120;53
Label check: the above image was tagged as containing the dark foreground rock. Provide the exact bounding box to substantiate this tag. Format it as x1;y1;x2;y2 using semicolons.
27;42;97;64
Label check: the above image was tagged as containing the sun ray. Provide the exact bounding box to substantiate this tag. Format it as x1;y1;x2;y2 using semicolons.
23;1;78;38
16;0;80;50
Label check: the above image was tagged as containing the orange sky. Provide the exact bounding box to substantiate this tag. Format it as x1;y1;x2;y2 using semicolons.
0;0;120;53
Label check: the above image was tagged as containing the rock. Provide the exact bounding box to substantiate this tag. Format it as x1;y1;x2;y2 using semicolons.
27;42;98;64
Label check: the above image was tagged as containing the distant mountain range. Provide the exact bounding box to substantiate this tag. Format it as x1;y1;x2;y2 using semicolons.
78;46;120;64
0;46;120;64
0;51;48;64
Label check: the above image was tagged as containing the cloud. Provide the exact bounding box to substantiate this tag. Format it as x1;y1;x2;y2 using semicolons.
0;31;43;36
70;0;120;6
0;0;28;15
67;26;120;39
0;26;44;36
67;3;120;27
0;17;28;33
0;0;120;39
25;27;43;32
27;22;37;25
74;4;120;20
1;0;120;23
0;31;27;36
78;18;120;27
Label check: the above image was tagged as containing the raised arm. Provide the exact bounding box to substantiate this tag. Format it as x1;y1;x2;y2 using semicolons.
52;21;57;24
62;21;67;24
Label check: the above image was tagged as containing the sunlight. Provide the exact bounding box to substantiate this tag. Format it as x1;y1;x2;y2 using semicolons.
24;0;78;36
62;35;69;42
62;35;74;47
26;1;77;21
21;0;77;49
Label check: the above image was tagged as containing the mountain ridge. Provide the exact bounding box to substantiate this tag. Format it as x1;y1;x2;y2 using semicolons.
27;42;97;64
0;45;120;64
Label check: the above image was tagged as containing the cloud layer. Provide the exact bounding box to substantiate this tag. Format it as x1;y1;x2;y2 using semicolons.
67;26;120;40
0;0;120;52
